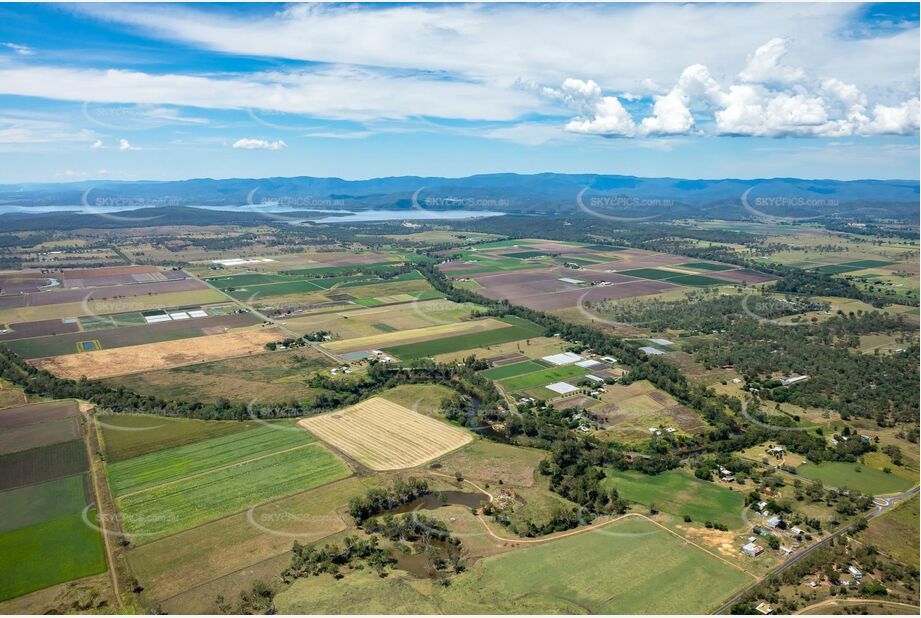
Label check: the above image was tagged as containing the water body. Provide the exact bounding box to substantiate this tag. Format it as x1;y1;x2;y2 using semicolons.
0;204;504;223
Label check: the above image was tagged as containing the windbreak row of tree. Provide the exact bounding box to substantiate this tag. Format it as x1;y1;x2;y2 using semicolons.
0;344;503;422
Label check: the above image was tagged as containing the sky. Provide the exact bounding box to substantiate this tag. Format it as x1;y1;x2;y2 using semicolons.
0;2;918;183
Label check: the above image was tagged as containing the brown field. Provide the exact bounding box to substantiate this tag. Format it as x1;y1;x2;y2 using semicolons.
32;328;285;379
61;265;161;281
0;400;78;429
0;318;80;341
0;277;208;309
298;397;472;470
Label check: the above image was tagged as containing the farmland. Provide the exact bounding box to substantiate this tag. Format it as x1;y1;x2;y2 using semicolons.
32;327;285;379
275;516;752;614
0;401;105;603
499;364;587;391
859;495;919;567
298;396;472;470
602;469;746;528
108;422;351;542
382;316;545;360
117;443;350;542
794;461;916;495
107;424;319;496
103;346;334;404
98;414;258;462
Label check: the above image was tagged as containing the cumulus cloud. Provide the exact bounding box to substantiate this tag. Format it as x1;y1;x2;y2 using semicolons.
118;138;139;150
232;138;287;150
738;38;805;86
91;139;104;149
555;39;920;139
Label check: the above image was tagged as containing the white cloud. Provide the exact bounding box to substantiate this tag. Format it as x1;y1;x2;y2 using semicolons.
232;138;287;150
118;138;140;151
738;38;805;86
554;39;919;139
91;139;105;149
1;42;34;56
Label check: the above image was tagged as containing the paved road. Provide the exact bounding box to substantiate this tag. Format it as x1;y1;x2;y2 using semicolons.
712;485;919;614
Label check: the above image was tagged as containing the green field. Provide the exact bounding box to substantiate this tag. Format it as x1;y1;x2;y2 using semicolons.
0;474;87;533
99;414;257;463
680;262;735;271
480;360;546;380
118;443;350;542
225;279;323;300
814;259;895;275
504;251;547;259
275;517;751;614
618;268;725;286
603;469;746;527
107;424;315;496
500;365;587;390
383;316;544;360
0;511;107;602
795;461;915;495
861;495;919;566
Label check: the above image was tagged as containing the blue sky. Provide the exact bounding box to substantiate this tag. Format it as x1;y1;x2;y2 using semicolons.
0;2;918;183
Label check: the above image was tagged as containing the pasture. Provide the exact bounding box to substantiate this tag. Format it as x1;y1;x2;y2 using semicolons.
298;397;472;470
103;346;333;404
603;469;746;528
126;475;369;604
860;495;919;567
275;517;751;614
794;461;915;495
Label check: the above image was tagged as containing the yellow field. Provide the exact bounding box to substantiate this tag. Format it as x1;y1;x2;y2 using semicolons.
0;289;229;324
32;328;285;379
298;397;472;470
322;318;507;352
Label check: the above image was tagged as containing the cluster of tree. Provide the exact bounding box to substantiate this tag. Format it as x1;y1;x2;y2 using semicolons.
214;581;277;615
347;478;430;525
691;312;918;423
589;289;828;335
285;535;393;580
264;331;331;350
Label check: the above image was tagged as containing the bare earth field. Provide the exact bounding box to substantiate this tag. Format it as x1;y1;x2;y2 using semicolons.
32;328;285;379
299;397;472;470
322;318;507;353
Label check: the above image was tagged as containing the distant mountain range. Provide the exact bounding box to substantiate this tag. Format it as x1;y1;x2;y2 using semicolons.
0;173;917;222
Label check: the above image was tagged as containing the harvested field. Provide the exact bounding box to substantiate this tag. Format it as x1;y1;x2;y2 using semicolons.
0;278;208;309
323;318;505;353
0;401;78;430
7;312;261;359
299;397;472;470
31;327;285;379
0;318;79;341
0;416;81;455
555;395;598;411
0;440;88;491
0;289;229;324
61;265;160;282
